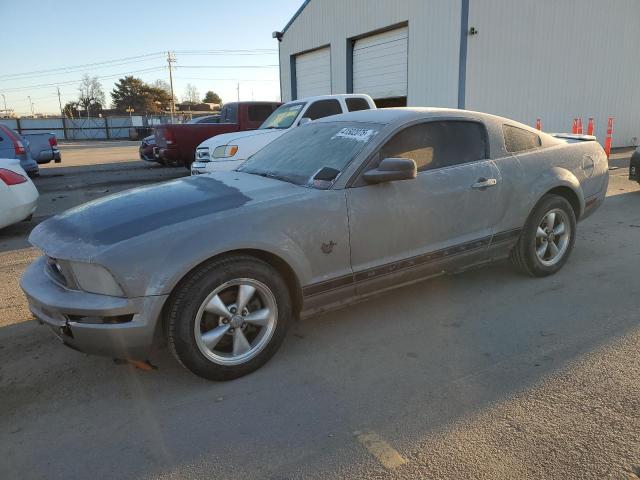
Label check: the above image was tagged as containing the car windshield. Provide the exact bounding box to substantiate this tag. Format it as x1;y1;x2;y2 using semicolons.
259;102;305;129
238;122;380;187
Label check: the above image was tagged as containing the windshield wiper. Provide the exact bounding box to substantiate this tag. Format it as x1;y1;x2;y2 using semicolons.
256;171;291;183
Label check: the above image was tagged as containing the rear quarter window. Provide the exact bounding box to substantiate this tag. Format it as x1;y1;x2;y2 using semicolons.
503;125;541;153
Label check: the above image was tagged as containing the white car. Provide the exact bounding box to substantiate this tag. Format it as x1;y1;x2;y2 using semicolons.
190;94;376;175
0;158;39;229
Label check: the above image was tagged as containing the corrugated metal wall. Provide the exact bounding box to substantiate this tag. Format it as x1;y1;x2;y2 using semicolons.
279;0;638;147
465;0;639;148
279;0;461;108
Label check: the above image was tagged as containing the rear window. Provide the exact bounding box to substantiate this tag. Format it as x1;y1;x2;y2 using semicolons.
346;97;371;112
219;104;238;124
503;125;541;152
248;104;277;122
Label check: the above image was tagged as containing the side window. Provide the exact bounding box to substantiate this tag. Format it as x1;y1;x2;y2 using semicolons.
303;99;342;120
378;121;487;172
503;125;541;152
248;104;277;122
199;116;219;124
220;104;238;123
346;97;371;112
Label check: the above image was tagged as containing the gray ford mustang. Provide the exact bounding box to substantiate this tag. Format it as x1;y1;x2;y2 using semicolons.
21;108;609;380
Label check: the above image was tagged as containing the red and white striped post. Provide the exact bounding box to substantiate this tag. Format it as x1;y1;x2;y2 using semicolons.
587;117;594;136
535;118;542;131
604;117;614;159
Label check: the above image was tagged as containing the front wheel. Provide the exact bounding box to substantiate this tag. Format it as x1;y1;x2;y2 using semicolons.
167;255;292;380
510;194;577;277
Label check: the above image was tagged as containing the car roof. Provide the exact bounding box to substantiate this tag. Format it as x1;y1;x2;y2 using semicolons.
313;107;525;127
287;93;373;104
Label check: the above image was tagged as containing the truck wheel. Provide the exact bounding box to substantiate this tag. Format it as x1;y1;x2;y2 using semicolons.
510;194;576;277
167;255;292;381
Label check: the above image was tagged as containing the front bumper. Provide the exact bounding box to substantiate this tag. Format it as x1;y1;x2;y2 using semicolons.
190;161;209;175
21;256;168;359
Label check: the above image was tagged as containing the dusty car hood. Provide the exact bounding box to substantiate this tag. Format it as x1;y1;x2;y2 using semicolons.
29;171;303;260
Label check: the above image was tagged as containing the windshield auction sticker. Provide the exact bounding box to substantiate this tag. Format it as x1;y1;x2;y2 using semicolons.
332;128;376;142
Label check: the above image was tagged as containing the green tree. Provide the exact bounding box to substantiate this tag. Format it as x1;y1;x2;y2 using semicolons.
111;76;172;114
63;101;80;118
203;91;222;104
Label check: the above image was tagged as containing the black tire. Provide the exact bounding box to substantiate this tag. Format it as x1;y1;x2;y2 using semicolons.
510;194;577;277
167;255;292;381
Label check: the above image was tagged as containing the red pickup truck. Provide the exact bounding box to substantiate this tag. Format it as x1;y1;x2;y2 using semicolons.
154;101;281;168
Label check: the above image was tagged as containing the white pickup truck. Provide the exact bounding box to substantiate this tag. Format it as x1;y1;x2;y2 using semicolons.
190;94;376;175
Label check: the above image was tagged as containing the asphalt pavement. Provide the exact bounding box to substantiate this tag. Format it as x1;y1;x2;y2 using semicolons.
0;142;638;479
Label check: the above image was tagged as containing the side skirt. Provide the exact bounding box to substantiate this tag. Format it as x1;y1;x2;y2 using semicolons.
300;228;521;319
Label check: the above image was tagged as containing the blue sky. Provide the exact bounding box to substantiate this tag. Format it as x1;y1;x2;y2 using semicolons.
0;0;304;115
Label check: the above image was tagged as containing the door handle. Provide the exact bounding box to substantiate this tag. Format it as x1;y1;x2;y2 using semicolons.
471;178;497;189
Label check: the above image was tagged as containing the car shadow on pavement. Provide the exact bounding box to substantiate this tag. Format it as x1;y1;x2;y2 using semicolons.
1;191;639;479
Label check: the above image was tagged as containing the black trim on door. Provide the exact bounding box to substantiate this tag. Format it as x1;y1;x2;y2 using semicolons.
302;228;522;298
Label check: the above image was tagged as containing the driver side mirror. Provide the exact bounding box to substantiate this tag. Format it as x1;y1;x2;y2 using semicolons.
298;117;312;126
363;157;417;184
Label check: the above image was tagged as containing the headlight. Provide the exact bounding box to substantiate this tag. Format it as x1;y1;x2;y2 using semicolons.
212;145;239;158
68;262;125;297
195;147;210;162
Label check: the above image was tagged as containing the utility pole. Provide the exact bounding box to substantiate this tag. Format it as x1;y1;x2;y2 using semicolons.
57;86;68;139
167;51;176;122
237;82;240;102
56;87;64;116
0;93;6;116
27;96;34;116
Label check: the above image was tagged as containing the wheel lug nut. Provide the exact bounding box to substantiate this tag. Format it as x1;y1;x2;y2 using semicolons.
222;319;229;324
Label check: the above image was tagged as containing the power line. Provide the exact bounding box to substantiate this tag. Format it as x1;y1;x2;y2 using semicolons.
174;76;278;82
177;65;279;69
0;56;166;83
0;49;278;81
0;52;165;81
0;66;167;93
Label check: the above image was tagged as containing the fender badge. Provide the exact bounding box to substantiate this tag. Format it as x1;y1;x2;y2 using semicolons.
321;241;337;254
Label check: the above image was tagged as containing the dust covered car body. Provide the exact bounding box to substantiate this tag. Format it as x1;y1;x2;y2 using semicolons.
21;108;608;380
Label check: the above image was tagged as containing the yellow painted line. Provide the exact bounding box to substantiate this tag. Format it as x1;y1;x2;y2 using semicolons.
355;430;407;470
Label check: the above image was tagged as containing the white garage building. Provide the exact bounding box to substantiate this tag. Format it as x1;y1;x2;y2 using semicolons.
275;0;639;147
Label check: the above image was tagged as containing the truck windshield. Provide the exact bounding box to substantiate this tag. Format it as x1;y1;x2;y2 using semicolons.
238;122;380;187
259;102;305;130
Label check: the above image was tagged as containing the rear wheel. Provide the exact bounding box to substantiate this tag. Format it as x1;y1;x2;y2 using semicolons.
167;255;292;380
510;194;576;277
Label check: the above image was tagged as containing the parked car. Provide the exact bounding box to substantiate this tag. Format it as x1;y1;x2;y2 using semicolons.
21;108;608;381
154;103;280;168
22;132;61;164
139;135;156;162
0;158;39;229
141;117;222;164
191;94;375;175
629;147;639;184
0;125;39;176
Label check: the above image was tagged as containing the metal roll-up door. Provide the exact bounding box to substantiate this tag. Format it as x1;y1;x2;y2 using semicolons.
353;26;408;101
295;47;331;98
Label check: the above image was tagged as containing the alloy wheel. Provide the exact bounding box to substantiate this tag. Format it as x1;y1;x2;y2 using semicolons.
535;208;571;267
194;278;278;366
